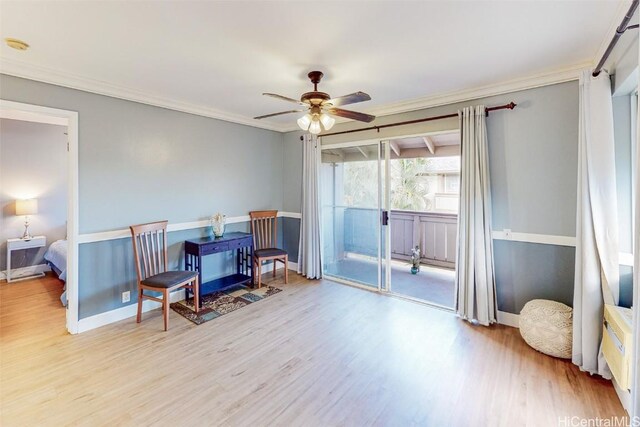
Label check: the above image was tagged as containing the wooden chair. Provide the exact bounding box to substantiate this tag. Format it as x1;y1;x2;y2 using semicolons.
130;220;200;331
249;210;288;288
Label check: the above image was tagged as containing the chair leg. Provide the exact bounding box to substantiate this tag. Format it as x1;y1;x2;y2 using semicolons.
136;287;143;323
257;260;262;289
273;260;277;278
284;256;289;284
253;258;257;287
163;289;169;331
193;276;200;313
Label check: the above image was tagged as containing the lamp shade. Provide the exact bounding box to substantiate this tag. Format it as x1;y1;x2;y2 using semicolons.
319;113;335;131
16;198;38;216
297;113;312;131
308;120;322;135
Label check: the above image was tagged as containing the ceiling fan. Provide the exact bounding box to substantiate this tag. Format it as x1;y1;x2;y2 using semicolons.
254;71;375;134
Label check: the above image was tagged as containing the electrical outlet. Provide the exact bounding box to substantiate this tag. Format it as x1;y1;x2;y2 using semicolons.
122;291;131;303
503;229;512;239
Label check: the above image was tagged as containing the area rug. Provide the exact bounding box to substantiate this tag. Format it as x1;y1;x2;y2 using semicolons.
170;284;281;325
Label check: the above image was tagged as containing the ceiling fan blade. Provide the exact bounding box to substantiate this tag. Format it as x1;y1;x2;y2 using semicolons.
324;91;371;107
254;110;304;120
328;108;376;123
263;93;306;105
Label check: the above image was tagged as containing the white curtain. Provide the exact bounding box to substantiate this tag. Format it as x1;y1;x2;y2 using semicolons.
632;88;639;418
455;105;497;326
572;70;620;378
298;134;323;279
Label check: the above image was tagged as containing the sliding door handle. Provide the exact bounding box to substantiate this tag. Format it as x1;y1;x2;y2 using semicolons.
381;210;389;226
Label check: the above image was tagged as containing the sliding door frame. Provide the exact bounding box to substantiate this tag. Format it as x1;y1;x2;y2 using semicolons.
320;139;384;291
319;128;459;308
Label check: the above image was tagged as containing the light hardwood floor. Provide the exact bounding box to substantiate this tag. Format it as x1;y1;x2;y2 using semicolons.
1;272;626;426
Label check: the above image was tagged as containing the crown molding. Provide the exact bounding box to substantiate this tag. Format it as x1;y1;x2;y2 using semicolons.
365;63;588;116
280;62;590;132
0;57;290;132
2;56;588;135
592;0;635;73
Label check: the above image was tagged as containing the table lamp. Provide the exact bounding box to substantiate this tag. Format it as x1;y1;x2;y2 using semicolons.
15;198;38;240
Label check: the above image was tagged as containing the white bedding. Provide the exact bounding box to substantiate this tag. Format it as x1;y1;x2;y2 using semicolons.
44;239;67;305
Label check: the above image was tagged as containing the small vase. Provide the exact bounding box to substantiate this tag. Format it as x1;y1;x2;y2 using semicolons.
210;213;226;238
411;266;419;275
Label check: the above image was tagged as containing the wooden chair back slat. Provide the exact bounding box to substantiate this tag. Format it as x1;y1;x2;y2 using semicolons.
150;233;157;276
130;221;169;281
143;233;151;276
249;210;278;250
139;235;145;277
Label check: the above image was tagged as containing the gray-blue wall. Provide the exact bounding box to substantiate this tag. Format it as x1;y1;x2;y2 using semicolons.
285;81;581;314
0;74;289;318
1;72;632;318
0;75;284;233
285;80;635;314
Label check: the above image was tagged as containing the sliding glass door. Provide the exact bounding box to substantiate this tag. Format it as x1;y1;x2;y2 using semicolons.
320;133;460;310
321;142;389;290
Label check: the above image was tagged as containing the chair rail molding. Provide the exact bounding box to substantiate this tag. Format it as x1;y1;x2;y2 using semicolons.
77;212;302;244
491;230;577;247
492;230;634;267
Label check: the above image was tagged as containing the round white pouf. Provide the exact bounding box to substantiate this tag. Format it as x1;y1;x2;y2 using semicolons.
519;299;573;359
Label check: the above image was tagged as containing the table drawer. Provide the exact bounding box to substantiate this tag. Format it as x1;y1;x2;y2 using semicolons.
228;237;252;250
8;236;46;250
201;242;229;255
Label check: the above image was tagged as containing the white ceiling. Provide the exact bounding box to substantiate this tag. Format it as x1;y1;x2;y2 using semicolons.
0;1;629;132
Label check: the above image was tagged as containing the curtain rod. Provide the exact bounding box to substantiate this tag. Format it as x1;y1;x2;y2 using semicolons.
592;0;639;77
300;102;516;140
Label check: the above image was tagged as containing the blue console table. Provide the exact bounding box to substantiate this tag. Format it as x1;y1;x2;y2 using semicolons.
184;232;253;306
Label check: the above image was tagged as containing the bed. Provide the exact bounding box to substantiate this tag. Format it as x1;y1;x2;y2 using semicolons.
44;239;67;306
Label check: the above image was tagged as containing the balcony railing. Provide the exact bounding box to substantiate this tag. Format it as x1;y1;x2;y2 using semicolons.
323;206;457;269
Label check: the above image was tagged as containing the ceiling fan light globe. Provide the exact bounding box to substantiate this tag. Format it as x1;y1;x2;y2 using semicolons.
297;113;312;130
309;120;322;135
319;113;335;131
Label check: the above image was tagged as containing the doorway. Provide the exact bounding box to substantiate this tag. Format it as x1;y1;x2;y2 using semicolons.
0;100;79;334
320;131;459;309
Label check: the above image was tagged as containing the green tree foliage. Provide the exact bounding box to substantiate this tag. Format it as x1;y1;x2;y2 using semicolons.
343;161;378;208
390;158;430;211
342;158;432;211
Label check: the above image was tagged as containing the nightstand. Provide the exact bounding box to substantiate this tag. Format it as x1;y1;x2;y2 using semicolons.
6;236;47;283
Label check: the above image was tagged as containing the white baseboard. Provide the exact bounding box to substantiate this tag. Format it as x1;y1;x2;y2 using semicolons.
77;264;299;333
613;377;631;414
78;289;186;333
497;310;520;328
0;263;51;281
